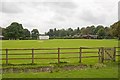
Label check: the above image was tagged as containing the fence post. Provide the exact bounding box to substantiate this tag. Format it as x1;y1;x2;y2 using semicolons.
58;48;60;64
6;48;8;65
32;48;34;64
113;47;116;62
101;47;104;63
79;47;82;63
98;48;101;63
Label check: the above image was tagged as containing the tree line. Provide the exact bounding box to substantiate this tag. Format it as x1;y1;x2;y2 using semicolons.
0;21;120;40
1;22;39;40
46;21;120;39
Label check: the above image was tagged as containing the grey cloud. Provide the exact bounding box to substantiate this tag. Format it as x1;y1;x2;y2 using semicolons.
31;0;76;9
43;2;78;22
0;2;23;14
80;10;106;24
31;2;78;24
45;15;66;25
118;1;120;21
54;15;66;21
43;2;77;9
33;2;78;13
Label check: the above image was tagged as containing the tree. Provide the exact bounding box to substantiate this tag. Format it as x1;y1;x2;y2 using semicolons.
53;28;57;37
22;29;30;40
97;28;105;39
110;21;120;39
76;27;80;34
104;27;112;39
0;27;2;35
73;27;80;36
94;25;104;35
90;25;96;35
47;29;54;37
0;27;1;33
5;22;24;40
59;29;67;37
31;29;39;40
67;28;74;36
1;27;8;39
85;26;93;35
80;27;88;35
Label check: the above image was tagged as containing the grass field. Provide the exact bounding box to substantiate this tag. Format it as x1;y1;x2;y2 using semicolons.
0;39;119;78
2;64;118;78
2;39;118;48
1;39;118;64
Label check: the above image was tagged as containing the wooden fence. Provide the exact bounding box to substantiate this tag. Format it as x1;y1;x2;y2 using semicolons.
0;47;120;65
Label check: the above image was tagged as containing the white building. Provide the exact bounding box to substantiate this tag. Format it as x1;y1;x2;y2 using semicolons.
0;35;3;40
39;35;49;40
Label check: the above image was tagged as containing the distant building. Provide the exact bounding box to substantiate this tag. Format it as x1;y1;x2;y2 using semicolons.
81;35;98;39
73;34;81;37
73;34;81;38
39;35;49;40
0;35;3;40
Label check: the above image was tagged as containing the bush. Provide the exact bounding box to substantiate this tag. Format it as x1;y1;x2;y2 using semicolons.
93;63;106;69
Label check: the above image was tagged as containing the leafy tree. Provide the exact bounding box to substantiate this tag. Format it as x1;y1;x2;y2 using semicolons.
90;25;96;35
76;27;80;34
47;29;54;37
31;29;39;40
0;27;1;33
80;27;88;35
73;27;81;36
5;22;24;40
97;28;105;39
94;25;104;35
0;27;2;36
53;28;57;37
1;27;8;39
67;28;74;36
59;29;67;37
22;29;30;40
110;21;120;39
86;26;93;35
104;27;112;39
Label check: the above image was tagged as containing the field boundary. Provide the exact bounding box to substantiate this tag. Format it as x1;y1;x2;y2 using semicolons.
0;47;120;65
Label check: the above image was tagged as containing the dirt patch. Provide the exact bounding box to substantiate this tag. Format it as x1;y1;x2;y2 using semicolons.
2;66;53;73
1;64;88;73
62;64;87;71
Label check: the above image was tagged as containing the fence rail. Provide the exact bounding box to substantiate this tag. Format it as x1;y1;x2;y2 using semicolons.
0;47;120;65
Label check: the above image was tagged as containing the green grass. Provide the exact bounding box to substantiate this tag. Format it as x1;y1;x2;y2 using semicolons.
2;69;118;78
1;39;118;64
2;63;118;78
2;39;118;48
1;39;119;78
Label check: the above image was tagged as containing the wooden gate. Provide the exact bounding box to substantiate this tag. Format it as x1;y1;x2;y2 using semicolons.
98;47;116;63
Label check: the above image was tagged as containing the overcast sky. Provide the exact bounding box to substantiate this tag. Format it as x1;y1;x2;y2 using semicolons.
0;0;119;34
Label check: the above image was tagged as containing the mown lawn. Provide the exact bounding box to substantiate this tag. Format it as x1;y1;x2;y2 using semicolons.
2;39;118;48
1;39;118;64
